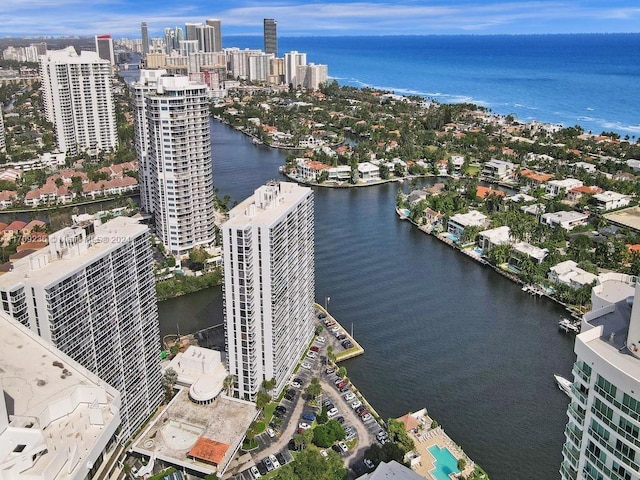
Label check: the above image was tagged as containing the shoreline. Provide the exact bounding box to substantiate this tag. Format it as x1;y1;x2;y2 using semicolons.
396;209;577;319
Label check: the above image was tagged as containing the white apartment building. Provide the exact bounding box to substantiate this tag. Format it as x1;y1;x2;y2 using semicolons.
223;182;315;401
248;53;274;82
1;313;122;480
0;110;5;153
305;63;329;90
284;51;307;88
560;273;640;480
0;217;163;442
39;47;118;155
131;73;216;255
592;191;631;212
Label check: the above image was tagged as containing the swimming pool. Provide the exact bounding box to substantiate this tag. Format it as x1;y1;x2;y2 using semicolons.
444;233;459;243
428;445;460;480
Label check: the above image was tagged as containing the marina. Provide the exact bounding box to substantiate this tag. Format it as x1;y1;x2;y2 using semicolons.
558;318;580;335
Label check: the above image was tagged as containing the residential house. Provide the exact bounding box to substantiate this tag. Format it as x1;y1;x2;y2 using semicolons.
482;159;515;181
475;185;506;200
566;185;602;204
0;190;17;209
548;260;597;289
447;210;488;241
2;220;26;245
540;211;589;230
508;193;535;204
0;168;22;182
327;165;351;182
512;242;549;264
424;208;444;228
407;190;428;204
478;225;510;251
357;162;380;182
295;158;330;181
519;168;554;186
521;203;546;216
572;161;597;174
545;178;583;197
592;191;631;211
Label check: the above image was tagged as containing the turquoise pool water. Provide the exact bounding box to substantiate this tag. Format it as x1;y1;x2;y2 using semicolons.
444;233;459;243
428;445;460;480
401;208;410;216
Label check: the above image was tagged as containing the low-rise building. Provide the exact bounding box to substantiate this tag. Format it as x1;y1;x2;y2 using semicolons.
545;178;583;197
478;225;510;251
482;159;515;181
0;190;17;209
566;185;602;204
548;260;597;289
357;162;380;182
592;190;631;211
512;241;549;263
327;165;351;182
447;210;488;240
540;210;589;230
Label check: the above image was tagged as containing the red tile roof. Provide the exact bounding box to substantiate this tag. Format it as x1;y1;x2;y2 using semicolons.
187;437;229;465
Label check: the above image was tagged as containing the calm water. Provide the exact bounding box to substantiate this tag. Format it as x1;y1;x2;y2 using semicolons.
159;122;577;479
226;34;640;136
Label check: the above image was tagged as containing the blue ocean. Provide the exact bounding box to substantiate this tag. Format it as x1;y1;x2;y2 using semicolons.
228;34;640;137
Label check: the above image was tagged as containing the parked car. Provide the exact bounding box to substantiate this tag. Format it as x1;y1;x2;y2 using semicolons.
345;431;357;441
269;454;281;469
339;385;350;393
318;312;327;319
344;392;355;401
316;336;326;343
330;326;340;333
301;362;312;369
291;380;302;389
250;465;262;478
266;427;275;438
331;444;342;453
275;405;287;414
351;399;362;409
337;380;348;389
322;398;333;407
355;405;366;414
302;412;316;422
298;422;311;430
376;430;389;441
276;453;286;466
325;367;335;374
336;416;345;424
364;458;375;470
263;457;274;472
327;407;339;417
334;377;344;385
338;441;348;452
361;413;372;422
306;351;317;359
342;340;353;349
336;334;347;341
310;345;319;352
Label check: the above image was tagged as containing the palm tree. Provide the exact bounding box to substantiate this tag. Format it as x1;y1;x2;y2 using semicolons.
306;377;322;399
223;374;237;397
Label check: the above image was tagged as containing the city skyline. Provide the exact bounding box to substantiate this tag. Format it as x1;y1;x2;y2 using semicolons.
2;1;640;37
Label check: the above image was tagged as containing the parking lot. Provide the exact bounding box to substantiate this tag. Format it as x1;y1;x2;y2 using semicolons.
228;308;386;479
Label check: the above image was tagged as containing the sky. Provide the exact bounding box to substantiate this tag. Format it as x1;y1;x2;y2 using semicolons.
2;0;640;38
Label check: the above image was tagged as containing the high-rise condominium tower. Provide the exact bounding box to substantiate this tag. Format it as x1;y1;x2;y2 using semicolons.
40;46;117;155
131;72;215;255
0;110;5;153
141;22;149;55
263;18;277;56
95;34;115;65
205;19;223;52
223;182;315;401
560;274;640;480
284;50;307;88
0;217;163;442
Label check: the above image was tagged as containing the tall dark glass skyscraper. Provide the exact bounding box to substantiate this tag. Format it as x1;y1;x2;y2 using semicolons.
141;22;149;55
264;18;277;56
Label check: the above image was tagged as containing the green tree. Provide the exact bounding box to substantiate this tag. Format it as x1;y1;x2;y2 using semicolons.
161;367;178;402
387;418;415;453
256;391;271;412
306;376;322;399
274;447;348;480
223;374;237;397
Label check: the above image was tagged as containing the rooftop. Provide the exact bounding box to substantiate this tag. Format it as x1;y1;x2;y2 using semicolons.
132;388;257;475
0;312;120;480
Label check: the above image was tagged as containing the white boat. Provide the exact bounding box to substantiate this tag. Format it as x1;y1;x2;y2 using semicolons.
558;318;580;334
554;374;572;397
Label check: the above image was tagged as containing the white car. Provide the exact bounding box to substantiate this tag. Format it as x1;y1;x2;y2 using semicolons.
291;380;302;388
306;350;317;358
344;392;355;401
298;422;311;430
316;336;326;343
327;407;339;417
338;441;348;452
301;362;312;370
320;449;328;457
361;413;372;422
330;326;340;333
364;458;375;470
266;427;275;438
269;454;281;469
351;400;362;409
250;466;262;478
